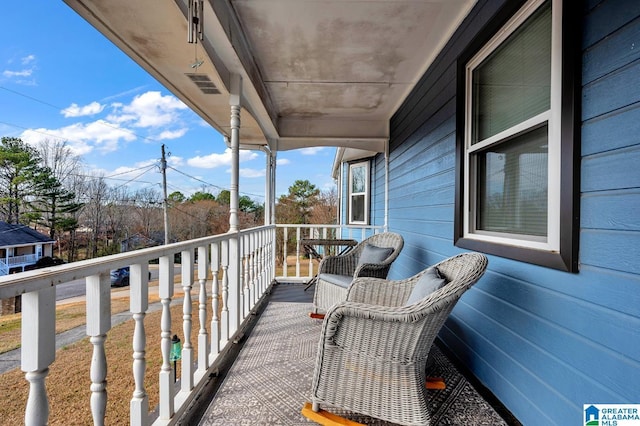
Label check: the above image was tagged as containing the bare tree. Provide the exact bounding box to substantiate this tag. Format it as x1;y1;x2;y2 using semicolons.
103;186;134;254
132;187;163;238
81;174;109;258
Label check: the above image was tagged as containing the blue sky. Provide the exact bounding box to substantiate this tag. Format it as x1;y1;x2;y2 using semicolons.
0;2;337;203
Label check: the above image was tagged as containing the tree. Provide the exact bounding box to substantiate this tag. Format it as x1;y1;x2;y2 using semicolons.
131;188;163;238
311;187;338;225
34;140;84;240
31;166;83;239
276;179;320;224
80;174;109;258
168;191;186;204
0;137;42;224
274;180;322;265
189;191;215;202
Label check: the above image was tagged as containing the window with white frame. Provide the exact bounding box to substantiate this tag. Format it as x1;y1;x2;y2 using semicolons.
455;0;579;272
348;161;369;224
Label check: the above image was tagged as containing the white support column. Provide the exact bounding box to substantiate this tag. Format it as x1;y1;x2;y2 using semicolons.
229;74;242;233
22;286;55;426
228;73;242;335
384;140;390;231
86;273;111;426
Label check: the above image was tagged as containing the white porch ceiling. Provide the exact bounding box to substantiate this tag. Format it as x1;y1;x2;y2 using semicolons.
63;0;475;153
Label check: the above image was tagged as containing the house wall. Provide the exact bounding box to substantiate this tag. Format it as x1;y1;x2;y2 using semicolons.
375;0;640;424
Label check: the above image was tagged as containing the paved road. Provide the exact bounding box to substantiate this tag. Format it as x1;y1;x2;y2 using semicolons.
55;265;172;301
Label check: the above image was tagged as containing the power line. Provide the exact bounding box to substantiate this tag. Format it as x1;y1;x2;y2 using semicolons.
167;165;264;199
0;86;161;143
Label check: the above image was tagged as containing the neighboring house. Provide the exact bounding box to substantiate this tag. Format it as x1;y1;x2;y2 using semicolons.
331;1;639;425
0;221;55;276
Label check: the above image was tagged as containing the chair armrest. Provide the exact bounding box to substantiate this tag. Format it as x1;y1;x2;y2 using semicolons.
347;276;415;307
319;301;429;361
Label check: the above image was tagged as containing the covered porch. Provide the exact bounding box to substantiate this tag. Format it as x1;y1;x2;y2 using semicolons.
0;224;514;425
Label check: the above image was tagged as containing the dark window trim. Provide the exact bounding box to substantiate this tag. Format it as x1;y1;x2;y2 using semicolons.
347;159;371;225
454;0;581;272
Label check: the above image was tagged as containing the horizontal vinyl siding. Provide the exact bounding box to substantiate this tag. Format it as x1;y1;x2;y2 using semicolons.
385;1;640;425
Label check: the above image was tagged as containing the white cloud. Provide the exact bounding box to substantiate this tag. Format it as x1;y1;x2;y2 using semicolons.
187;148;258;169
62;101;105;118
3;54;37;85
2;69;32;78
20;119;137;155
168;155;184;167
276;158;291;166
108;91;187;128
21;55;36;65
156;128;188;140
299;147;325;155
239;168;265;178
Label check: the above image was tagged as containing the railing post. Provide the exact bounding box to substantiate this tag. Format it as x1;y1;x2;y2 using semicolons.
259;229;266;294
307;227;313;278
22;286;55;426
220;240;229;344
228;233;241;338
158;255;175;421
196;245;210;382
130;262;149;426
210;242;220;363
295;227;301;277
242;234;251;318
180;250;194;399
251;231;258;303
86;273;111;426
283;227;288;278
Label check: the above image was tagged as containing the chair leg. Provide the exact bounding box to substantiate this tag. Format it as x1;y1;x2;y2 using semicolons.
301;402;365;426
426;377;446;389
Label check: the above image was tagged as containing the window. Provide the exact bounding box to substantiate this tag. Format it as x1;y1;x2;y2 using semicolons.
455;0;579;272
348;161;369;224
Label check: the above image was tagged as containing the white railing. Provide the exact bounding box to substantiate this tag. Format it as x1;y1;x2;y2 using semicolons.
7;254;39;266
275;224;384;280
0;225;275;426
0;260;7;276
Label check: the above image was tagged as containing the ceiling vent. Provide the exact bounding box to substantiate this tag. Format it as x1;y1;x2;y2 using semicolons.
185;73;220;94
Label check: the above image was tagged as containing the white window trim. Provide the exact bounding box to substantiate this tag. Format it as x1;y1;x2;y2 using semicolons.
462;0;562;252
348;161;369;225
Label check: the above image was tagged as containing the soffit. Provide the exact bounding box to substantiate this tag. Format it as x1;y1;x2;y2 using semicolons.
63;0;475;153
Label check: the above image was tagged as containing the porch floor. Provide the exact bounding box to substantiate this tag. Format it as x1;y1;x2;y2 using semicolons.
190;282;514;425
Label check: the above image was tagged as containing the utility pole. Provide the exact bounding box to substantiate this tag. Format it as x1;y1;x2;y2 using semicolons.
161;144;170;245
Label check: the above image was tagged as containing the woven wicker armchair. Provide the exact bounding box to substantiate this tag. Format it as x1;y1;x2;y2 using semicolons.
312;232;404;314
305;252;489;426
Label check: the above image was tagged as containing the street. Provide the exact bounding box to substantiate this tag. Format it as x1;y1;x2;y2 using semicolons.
54;265;175;301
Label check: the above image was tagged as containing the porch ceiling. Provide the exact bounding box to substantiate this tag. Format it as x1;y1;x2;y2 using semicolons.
63;0;475;153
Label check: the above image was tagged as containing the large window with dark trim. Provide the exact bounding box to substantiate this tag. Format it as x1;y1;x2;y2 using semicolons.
455;0;579;272
348;161;369;224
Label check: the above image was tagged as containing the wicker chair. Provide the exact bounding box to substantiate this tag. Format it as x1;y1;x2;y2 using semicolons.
305;252;489;426
312;232;404;314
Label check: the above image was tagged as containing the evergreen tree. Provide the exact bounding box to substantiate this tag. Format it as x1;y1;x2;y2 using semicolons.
0;137;42;224
31;166;83;239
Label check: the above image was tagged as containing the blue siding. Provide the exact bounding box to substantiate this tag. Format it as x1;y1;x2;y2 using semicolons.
361;1;640;425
